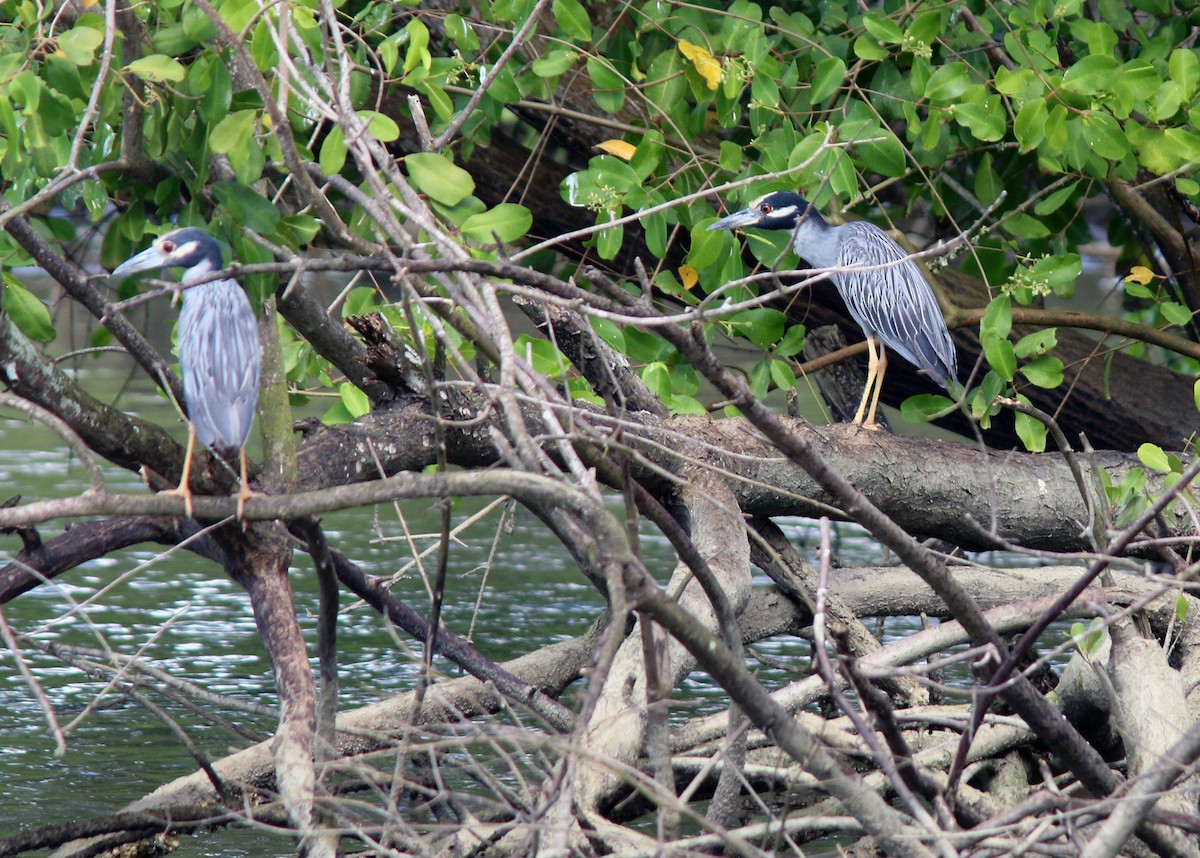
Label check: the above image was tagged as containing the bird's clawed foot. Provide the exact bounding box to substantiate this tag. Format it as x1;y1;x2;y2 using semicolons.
161;484;196;518
235;484;264;523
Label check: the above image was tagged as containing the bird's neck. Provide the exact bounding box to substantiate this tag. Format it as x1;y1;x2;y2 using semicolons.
181;257;221;289
791;209;839;268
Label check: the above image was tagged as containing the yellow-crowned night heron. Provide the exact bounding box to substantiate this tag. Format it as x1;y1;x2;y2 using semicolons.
709;191;957;428
112;227;261;517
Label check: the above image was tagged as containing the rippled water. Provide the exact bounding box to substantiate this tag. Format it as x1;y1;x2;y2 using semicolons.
0;316;872;856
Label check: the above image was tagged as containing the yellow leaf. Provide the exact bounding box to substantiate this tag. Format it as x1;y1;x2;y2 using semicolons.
678;39;722;91
678;264;699;290
81;0;99;6
596;139;637;161
1125;265;1156;285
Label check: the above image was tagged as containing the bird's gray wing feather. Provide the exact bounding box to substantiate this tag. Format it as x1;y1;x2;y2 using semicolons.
833;221;957;386
177;281;262;450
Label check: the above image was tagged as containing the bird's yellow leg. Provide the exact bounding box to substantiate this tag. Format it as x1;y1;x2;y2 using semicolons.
235;448;254;521
161;424;197;517
852;337;880;426
863;348;887;430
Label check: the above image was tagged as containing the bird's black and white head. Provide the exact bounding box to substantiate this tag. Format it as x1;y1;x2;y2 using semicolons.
707;191;819;233
111;227;224;283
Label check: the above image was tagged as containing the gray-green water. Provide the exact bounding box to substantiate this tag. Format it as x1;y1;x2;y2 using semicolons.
2;248;1076;854
0;339;851;855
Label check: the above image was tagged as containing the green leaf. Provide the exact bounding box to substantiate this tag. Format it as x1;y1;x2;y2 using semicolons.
1178;592;1190;623
321;400;356;425
1062;55;1120;95
277;214;321;246
3;277;55;343
923;61;972;102
595;218;623;260
855;128;906;177
907;10;942;46
403;18;431;73
210;110;256;154
952;100;1006;142
359;110;400;142
1029;253;1082;296
689;221;725;270
1170;48;1199;96
748;359;771;398
57;26;104;66
460;203;533;244
211;182;281;234
339;382;371;418
1124;280;1153;299
1033;182;1079;216
981;294;1012;340
853;34;889;61
1069;618;1106;657
641;361;671;397
728;308;787;350
1014;99;1048;152
1014;405;1047;452
769;358;795;391
1138;442;1172;474
719;140;742;172
587;58;625;112
1003;213;1051;240
1161;301;1193;326
1149;80;1184;123
517;336;569;378
532;50;578;78
319;124;347;174
666;394;707;416
984;335;1016;382
552;0;592;41
900;394;956;423
126;54;187;83
1014;328;1057;359
975;153;1001;206
644;43;687;114
1082;112;1130;160
995;67;1044;98
1194;378;1200;413
196;56;233;122
629;130;664;181
406;152;475;205
1134;127;1200;175
444;14;481;51
669;362;699;396
810;56;845;103
774;324;807;358
861;13;904;44
590;317;624;352
1020;355;1063;388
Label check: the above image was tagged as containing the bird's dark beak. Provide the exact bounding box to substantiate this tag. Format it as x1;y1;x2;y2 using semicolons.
707;207;762;231
111;245;169;279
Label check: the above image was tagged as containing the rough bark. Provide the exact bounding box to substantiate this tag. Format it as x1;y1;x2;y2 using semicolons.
289;392;1163;554
1108;620;1199;820
576;470;753;812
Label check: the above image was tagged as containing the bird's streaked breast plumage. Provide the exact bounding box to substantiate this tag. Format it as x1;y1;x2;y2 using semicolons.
177;278;260;451
829;221;957;386
708;190;958;390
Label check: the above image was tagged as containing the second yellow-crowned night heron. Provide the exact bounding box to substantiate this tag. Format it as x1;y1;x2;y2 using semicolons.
709;191;957;428
112;227;261;517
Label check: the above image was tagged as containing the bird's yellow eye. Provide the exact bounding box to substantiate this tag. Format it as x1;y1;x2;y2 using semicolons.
759;204;773;214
